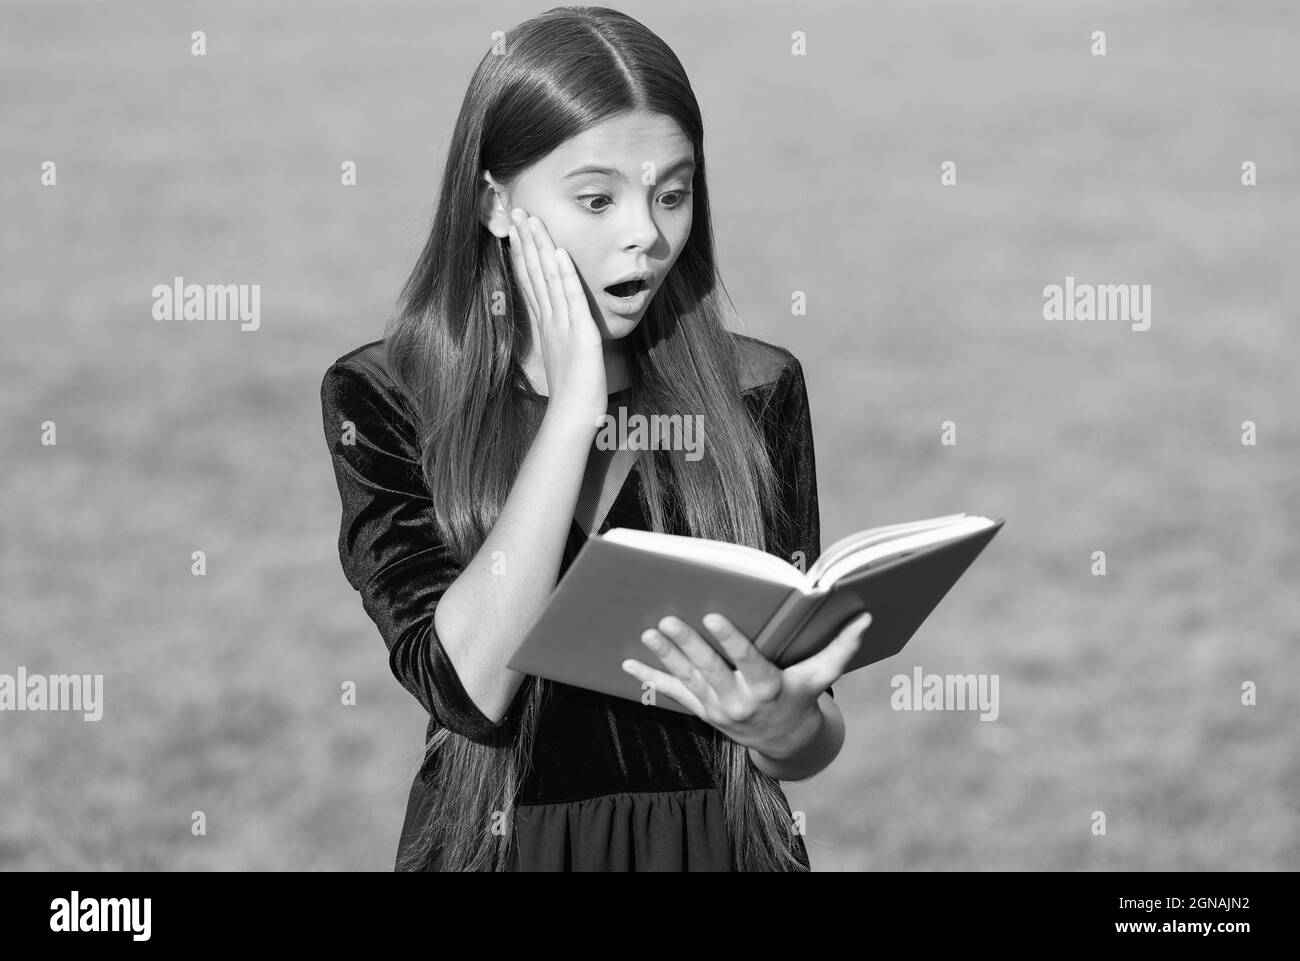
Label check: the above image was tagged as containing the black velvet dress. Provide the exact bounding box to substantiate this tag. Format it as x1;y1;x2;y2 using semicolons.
320;332;832;871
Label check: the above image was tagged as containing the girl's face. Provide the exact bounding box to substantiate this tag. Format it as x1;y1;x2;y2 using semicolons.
484;110;695;340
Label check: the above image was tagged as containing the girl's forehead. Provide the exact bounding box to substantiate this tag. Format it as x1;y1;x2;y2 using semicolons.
540;113;694;175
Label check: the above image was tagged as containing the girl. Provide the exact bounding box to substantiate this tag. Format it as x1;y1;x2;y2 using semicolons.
321;6;871;872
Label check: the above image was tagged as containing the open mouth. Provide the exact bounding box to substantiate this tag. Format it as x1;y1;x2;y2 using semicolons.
604;279;648;298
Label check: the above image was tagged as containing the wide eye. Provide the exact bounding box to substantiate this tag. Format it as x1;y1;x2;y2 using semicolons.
576;189;693;215
576;194;612;214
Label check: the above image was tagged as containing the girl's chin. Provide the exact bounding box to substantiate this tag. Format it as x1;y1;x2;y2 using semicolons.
592;308;644;338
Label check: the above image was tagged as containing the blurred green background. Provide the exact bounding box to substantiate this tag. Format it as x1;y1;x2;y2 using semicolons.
2;0;1297;870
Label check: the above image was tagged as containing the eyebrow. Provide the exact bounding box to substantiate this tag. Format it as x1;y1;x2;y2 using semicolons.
561;158;696;181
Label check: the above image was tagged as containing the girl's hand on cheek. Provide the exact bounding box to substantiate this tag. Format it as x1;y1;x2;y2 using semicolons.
505;207;608;426
621;611;873;760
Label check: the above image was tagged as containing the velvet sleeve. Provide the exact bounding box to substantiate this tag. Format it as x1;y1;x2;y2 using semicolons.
763;354;834;701
320;360;517;741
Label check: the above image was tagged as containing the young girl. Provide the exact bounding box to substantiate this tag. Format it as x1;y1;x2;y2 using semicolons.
321;6;871;872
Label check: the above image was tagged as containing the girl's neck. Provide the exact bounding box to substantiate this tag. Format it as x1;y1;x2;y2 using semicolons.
603;339;633;393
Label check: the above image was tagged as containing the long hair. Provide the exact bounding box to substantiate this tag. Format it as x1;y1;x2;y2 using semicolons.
383;5;806;871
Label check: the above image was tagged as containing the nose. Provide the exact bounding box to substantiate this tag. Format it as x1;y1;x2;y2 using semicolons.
620;198;660;253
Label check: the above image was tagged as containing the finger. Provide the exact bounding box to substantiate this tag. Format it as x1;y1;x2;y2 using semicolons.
787;611;872;692
701;612;782;694
525;216;570;328
621;658;707;716
520;213;562;333
505;223;540;322
514;210;553;328
655;616;737;696
555;248;597;337
506;211;542;323
641;626;720;703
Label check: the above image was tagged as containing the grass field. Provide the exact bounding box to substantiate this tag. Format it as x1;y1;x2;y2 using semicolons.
2;0;1297;870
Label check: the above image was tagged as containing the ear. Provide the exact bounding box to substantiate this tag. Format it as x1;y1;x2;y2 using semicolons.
479;171;511;238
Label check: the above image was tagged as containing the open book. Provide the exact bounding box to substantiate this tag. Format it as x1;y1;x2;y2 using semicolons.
507;513;1005;715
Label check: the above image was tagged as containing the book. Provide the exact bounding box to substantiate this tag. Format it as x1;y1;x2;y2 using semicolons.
506;513;1006;715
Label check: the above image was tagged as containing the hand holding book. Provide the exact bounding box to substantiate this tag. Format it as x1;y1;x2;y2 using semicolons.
621;608;875;758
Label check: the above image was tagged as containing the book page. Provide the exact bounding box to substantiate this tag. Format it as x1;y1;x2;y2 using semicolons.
806;513;970;585
602;513;990;590
600;528;806;587
812;515;997;588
